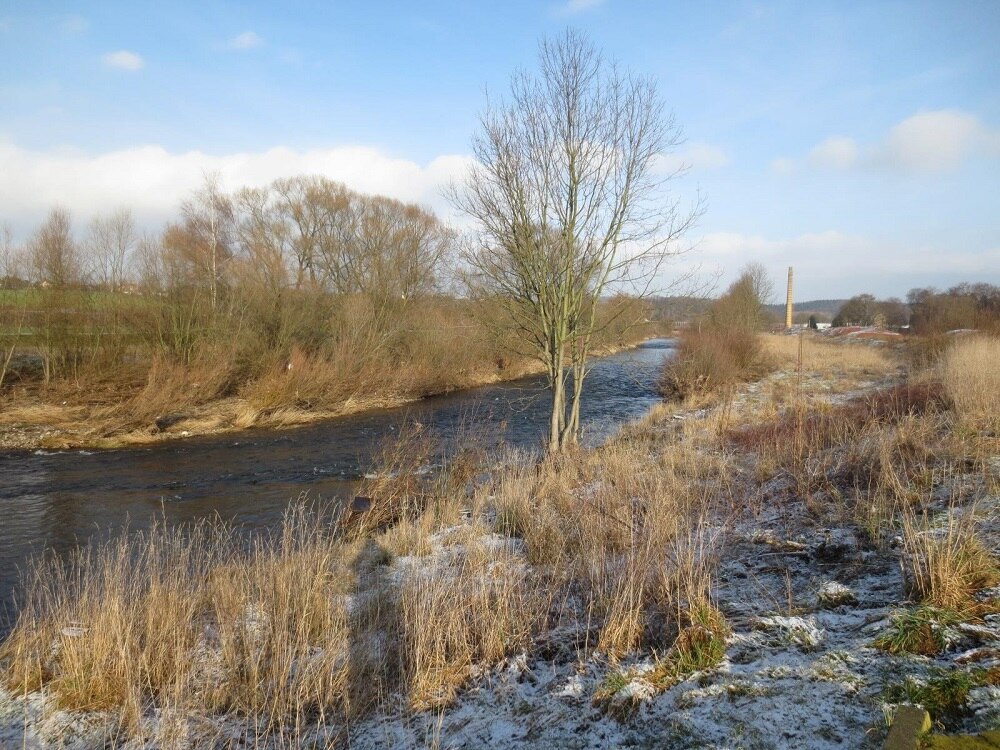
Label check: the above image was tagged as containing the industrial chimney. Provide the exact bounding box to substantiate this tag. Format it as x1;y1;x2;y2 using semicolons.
785;267;794;329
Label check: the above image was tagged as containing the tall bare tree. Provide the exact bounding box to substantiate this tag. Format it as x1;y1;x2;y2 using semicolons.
30;208;83;288
450;30;698;451
167;174;235;310
0;223;22;287
85;208;136;292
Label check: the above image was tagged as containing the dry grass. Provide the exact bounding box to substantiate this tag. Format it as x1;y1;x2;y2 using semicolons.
900;504;999;614
1;507;358;736
398;540;544;710
489;439;724;657
941;334;1000;433
762;332;897;380
0;402;86;426
0;422;727;744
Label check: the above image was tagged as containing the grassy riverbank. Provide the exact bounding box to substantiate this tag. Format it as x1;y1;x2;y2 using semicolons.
0;321;660;451
1;333;998;748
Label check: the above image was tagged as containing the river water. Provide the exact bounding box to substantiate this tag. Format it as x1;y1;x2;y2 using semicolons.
0;339;673;634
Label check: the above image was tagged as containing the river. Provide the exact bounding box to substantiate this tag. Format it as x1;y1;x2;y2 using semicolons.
0;339;674;634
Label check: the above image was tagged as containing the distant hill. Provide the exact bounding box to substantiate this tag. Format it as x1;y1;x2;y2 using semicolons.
765;299;847;319
650;297;848;324
647;295;712;322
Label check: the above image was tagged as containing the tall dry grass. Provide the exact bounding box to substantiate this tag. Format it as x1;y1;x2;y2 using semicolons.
0;427;726;744
940;335;1000;434
489;440;723;657
900;503;998;614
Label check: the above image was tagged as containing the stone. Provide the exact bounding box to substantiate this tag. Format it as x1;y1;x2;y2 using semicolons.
154;413;187;431
885;705;931;750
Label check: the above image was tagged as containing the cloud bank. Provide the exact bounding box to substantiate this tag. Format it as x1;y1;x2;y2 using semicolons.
0;142;474;235
684;229;1000;299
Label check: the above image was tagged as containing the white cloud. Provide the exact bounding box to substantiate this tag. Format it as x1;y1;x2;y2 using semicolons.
102;50;144;71
808;136;858;169
783;109;1000;175
0;142;474;234
557;0;605;15
654;142;729;174
878;110;987;172
228;31;263;50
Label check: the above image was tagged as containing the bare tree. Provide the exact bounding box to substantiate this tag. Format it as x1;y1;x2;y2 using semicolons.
85;208;136;292
709;262;774;332
450;30;698;451
29;208;83;288
0;223;22;287
268;176;451;302
273;176;347;289
167;174;235;310
233;186;292;295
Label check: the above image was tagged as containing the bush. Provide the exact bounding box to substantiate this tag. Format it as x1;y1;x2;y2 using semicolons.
660;327;772;400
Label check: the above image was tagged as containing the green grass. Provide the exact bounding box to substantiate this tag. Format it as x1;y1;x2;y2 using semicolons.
651;604;730;689
884;667;999;720
873;605;965;656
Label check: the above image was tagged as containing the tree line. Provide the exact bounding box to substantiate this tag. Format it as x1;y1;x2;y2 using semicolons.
0;172;654;423
832;285;1000;333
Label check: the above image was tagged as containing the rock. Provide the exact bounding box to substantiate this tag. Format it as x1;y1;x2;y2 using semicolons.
752;615;825;650
817;581;857;608
814;530;857;563
885;705;931;750
154;413;187;431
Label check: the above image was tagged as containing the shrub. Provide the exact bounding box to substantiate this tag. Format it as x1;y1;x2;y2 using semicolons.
660;326;772;400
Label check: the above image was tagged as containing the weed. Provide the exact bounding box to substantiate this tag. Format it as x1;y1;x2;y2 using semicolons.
883;667;1000;720
650;604;729;689
873;605;965;656
901;506;999;613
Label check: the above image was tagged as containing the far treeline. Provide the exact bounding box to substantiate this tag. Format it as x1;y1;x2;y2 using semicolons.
0;175;659;423
830;287;1000;333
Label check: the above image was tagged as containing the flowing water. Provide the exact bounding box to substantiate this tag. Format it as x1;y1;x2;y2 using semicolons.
0;339;674;634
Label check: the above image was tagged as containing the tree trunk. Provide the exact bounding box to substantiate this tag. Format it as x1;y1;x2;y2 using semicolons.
549;371;564;453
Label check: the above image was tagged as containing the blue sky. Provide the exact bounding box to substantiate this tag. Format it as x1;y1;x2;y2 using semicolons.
1;0;998;299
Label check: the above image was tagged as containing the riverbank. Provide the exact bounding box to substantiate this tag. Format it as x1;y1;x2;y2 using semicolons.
2;334;997;749
0;338;656;452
